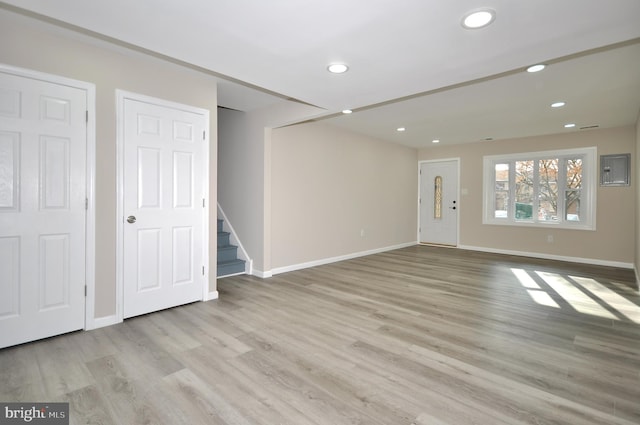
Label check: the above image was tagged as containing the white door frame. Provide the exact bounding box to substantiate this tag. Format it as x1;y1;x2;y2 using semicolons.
0;63;97;331
417;158;460;246
115;90;210;323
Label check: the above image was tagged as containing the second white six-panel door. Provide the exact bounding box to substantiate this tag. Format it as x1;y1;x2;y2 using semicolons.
122;96;207;319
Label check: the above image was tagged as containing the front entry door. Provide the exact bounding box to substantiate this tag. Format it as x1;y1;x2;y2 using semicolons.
121;94;208;319
419;159;459;246
0;68;88;348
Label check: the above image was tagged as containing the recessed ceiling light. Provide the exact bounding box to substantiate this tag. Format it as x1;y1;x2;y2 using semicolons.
342;109;353;114
397;127;406;132
551;102;566;108
527;64;546;73
327;63;349;74
564;123;576;128
432;139;440;144
462;9;496;29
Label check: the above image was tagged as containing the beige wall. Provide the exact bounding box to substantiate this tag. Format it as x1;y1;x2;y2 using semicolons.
1;9;219;318
419;126;636;265
270;121;418;269
635;111;640;285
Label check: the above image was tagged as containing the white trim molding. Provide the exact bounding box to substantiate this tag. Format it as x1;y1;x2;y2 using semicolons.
271;241;417;276
253;269;273;279
459;244;634;270
84;86;97;330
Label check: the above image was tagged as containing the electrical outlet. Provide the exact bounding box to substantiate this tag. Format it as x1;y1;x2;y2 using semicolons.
547;235;554;243
360;229;365;237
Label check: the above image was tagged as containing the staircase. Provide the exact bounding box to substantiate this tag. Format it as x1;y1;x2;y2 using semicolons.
217;218;246;277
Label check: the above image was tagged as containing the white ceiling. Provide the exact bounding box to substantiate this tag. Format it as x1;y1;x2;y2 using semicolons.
3;0;640;148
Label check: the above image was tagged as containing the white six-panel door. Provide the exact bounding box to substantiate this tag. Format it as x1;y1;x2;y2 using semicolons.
419;159;459;246
121;94;208;319
0;69;88;348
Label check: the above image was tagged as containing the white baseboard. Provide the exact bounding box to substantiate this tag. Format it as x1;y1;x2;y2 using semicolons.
458;244;634;269
87;314;121;330
87;292;218;331
242;241;632;279
271;241;417;276
217;271;246;279
253;269;273;278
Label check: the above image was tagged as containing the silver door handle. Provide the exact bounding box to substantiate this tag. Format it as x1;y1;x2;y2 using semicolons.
127;215;136;224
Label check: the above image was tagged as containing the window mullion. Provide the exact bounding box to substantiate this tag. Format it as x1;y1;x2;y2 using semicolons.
558;157;567;223
509;160;515;222
533;159;539;223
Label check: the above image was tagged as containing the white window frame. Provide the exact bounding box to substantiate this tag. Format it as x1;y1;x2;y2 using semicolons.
483;147;597;230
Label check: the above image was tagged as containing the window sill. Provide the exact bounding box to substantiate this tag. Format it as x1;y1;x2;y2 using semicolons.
483;218;596;231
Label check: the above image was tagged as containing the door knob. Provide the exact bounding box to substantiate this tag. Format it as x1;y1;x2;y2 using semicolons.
127;215;136;224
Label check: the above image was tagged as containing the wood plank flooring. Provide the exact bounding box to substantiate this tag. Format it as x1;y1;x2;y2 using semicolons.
1;245;639;425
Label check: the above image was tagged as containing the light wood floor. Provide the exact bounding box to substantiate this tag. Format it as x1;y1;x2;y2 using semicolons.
2;245;640;425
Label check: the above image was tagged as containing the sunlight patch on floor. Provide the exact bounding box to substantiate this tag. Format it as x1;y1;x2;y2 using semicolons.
511;268;540;289
535;271;617;320
510;268;639;321
569;275;640;324
527;290;561;308
511;268;560;308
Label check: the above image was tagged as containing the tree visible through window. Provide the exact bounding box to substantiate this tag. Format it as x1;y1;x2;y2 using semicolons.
484;148;595;229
